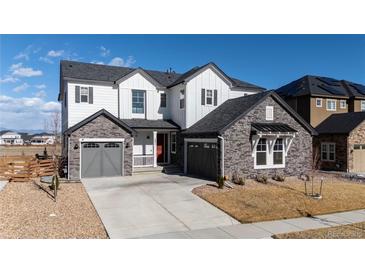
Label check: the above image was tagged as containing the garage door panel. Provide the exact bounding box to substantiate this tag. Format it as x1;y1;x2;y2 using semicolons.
102;143;122;177
187;142;217;180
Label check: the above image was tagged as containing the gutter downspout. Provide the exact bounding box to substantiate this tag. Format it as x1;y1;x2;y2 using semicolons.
218;135;224;177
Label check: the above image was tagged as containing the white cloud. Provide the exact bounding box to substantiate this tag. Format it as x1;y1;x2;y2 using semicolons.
91;61;105;65
108;56;136;67
47;50;64;57
100;46;110;57
13;45;41;61
35;90;47;98
39;56;54;64
13;83;30;93
14;52;29;61
10;63;43;77
0;95;60;130
35;84;46;89
0;76;18;83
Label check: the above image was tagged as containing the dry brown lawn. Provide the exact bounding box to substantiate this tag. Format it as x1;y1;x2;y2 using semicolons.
193;176;365;223
0;181;108;239
274;222;365;239
0;144;61;157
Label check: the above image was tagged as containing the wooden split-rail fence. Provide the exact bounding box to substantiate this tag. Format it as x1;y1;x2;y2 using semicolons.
0;156;57;182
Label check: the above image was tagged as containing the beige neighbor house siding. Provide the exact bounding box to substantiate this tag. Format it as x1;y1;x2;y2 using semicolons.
348;120;365;172
310;97;348;127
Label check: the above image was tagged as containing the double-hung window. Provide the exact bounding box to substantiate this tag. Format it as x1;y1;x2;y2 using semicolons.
160;93;167;108
326;99;336;111
206;90;213;105
179;89;185;109
80;87;89;103
132;90;145;114
256;139;267;166
171;132;176;154
273;139;284;165
316;98;322;107
321;143;335;161
340;100;346;109
361;100;365;112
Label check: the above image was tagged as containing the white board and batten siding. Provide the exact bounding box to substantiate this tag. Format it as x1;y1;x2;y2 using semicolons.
67;82;118;128
118;72;169;120
168;83;186;129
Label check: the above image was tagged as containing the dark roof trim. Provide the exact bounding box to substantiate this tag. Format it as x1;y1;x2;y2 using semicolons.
64;109;136;136
218;92;317;136
251;123;297;133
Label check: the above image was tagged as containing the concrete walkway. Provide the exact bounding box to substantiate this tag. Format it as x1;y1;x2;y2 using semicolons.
82;174;238;238
0;181;7;192
140;209;365;238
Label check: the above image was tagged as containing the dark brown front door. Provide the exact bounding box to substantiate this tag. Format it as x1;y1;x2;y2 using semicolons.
157;134;165;163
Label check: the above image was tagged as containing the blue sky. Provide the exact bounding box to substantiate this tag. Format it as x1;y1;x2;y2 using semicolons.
1;34;365;131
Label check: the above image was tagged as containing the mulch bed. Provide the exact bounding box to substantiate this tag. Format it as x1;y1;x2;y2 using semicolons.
192;176;365;224
0;180;108;239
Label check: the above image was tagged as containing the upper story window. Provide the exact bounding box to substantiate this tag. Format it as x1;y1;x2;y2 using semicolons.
326;99;336;111
321;143;335;161
160;93;167;108
265;106;274;121
340;100;346;109
316;98;322;107
361;100;365;111
180;89;185;109
206;90;213;105
171;132;176;154
75;86;93;104
132;90;145;114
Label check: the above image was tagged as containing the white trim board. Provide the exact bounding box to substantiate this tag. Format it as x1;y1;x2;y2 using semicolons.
79;138;125;142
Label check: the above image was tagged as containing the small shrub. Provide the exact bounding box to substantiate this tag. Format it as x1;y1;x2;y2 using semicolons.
256;174;268;184
231;171;239;184
217;176;225;189
238;176;245;185
272;174;285;182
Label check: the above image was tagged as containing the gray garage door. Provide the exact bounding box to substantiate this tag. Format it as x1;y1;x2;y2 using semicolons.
187;142;218;180
81;142;123;178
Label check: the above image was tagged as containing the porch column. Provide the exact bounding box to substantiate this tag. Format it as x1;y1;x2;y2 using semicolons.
153;131;157;167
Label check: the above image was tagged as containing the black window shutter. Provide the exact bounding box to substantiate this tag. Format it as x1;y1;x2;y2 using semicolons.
201;89;205;105
75;86;80;103
214;89;218;106
89;87;93;104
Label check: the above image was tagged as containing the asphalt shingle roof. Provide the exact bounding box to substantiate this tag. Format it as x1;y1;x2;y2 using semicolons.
121;119;180;129
275;75;365;99
315;112;365;134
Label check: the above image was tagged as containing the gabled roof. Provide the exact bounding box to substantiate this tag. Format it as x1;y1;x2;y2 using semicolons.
183;91;316;136
64;109;136;136
59;61;265;100
315;112;365;134
275;75;365;99
121;119;180;130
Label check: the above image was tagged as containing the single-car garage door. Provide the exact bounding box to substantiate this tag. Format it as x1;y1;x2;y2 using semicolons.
81;142;123;178
353;144;365;173
187;142;218;180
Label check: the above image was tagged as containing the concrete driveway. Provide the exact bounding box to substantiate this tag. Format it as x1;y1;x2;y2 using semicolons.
82;173;238;238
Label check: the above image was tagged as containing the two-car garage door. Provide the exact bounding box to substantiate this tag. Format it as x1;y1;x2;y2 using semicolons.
81;142;123;178
187;142;218;180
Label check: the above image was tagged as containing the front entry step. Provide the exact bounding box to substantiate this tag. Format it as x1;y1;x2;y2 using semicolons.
133;166;163;175
163;165;183;175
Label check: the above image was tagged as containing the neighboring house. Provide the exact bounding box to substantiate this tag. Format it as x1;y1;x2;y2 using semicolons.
30;134;56;145
314;112;365;173
0;131;24;145
59;60;265;179
275;75;365;127
182;92;316;179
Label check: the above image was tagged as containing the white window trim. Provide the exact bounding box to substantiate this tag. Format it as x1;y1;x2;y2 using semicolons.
361;100;365;111
326;99;337;111
132;90;145;114
253;136;286;169
160;92;167;108
340;100;346;109
316;98;322;107
80;86;89;103
321;142;336;162
266;106;274;121
171;132;177;154
206;89;213;105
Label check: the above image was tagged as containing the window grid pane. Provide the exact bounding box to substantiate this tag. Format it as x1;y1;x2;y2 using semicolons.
132;90;145;113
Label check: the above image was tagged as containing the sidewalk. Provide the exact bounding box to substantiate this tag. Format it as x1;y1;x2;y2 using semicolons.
140;209;365;239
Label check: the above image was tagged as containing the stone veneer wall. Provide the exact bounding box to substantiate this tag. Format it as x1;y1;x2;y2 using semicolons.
313;134;348;172
348;120;365;172
67;115;133;180
222;96;313;178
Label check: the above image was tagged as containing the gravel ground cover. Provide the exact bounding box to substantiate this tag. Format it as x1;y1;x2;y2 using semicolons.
193;176;365;223
0;181;108;239
274;222;365;239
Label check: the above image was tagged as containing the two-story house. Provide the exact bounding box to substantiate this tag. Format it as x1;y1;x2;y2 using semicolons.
276;75;365;173
59;61;267;179
0;131;24;145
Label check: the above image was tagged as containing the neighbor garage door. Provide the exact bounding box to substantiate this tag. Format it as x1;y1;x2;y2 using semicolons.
187;142;218;180
353;144;365;173
81;142;123;178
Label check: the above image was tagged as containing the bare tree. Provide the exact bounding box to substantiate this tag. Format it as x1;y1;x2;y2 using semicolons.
48;111;61;144
43;118;49;133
